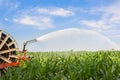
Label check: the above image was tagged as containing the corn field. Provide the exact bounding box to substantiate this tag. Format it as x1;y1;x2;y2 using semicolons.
1;51;120;80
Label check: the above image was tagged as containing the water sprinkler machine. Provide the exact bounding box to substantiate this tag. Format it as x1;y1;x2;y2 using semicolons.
0;30;37;75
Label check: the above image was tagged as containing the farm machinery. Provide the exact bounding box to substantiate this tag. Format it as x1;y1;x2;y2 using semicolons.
0;30;37;75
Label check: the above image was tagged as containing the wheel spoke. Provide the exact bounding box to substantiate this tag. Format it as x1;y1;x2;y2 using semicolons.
0;48;18;55
0;34;10;49
9;55;18;58
7;40;16;47
0;30;3;38
0;56;12;63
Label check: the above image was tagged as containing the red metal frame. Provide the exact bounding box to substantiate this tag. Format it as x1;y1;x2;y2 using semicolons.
0;62;20;69
0;50;30;69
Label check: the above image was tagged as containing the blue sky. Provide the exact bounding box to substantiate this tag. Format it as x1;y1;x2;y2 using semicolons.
0;0;120;50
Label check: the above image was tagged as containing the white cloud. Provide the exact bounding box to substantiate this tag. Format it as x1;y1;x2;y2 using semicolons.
13;7;75;30
0;0;19;9
80;20;110;30
113;35;120;38
4;18;9;21
79;1;120;32
13;15;53;30
6;2;19;9
100;3;120;25
36;7;75;17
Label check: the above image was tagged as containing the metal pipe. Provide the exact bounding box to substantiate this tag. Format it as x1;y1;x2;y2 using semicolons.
22;39;37;52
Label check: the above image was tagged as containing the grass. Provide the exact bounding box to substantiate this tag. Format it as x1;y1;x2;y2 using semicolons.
1;51;120;80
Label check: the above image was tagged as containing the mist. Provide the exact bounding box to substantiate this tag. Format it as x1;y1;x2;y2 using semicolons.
27;28;120;52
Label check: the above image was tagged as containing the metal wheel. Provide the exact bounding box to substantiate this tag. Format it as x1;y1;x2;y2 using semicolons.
0;30;18;75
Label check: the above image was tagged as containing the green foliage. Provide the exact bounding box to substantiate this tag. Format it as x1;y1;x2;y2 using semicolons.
1;51;120;80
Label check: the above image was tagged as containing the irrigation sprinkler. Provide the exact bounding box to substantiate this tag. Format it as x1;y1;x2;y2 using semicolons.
0;30;36;76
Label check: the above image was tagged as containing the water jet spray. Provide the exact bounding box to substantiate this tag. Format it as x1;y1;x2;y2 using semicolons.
28;28;120;52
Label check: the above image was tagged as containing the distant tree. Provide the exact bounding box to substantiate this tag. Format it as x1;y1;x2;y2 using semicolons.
111;48;115;51
70;49;74;52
